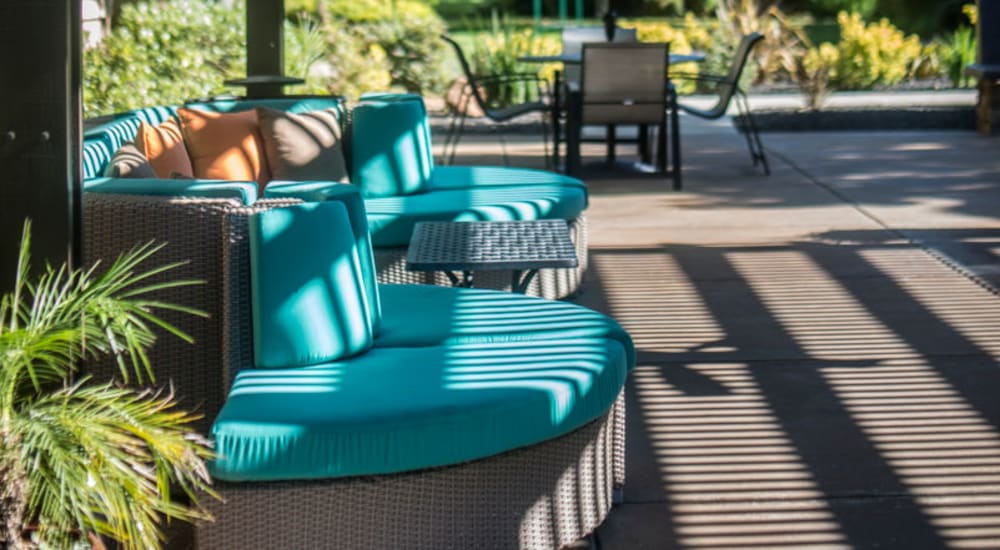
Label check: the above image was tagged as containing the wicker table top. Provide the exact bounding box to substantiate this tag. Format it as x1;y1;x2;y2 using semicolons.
406;221;578;292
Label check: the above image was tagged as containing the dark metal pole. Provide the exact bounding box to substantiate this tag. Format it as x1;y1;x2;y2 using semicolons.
226;0;303;98
0;0;82;290
967;0;1000;135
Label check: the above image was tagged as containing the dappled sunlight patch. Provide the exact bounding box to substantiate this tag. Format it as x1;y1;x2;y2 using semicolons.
729;249;916;361
861;248;1000;362
631;364;850;548
823;358;1000;548
889;142;952;152
592;251;724;355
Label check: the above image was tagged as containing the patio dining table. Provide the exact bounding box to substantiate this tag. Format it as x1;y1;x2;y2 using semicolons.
518;50;705;171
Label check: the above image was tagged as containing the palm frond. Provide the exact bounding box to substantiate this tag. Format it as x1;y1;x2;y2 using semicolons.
14;381;214;550
1;220;215;549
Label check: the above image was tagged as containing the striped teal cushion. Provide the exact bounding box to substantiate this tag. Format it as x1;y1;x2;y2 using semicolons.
250;202;376;368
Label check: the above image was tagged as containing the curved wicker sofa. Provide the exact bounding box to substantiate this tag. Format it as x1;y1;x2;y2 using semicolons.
82;96;631;548
84;191;630;549
83;94;587;300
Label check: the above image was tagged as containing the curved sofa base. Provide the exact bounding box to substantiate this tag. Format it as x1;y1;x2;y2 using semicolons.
374;216;588;300
196;391;623;550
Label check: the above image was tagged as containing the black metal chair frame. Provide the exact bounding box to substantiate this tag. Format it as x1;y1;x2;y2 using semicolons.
551;26;639;170
566;42;682;189
441;34;551;167
673;32;769;175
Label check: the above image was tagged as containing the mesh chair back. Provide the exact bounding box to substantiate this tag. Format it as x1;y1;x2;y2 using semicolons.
561;26;638;85
441;34;491;114
703;32;764;118
580;42;669;125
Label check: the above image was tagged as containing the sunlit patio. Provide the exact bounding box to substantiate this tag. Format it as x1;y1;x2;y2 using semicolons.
448;113;1000;549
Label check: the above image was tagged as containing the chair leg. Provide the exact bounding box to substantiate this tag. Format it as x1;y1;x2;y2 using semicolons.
736;90;769;176
669;85;682;190
606;125;616;163
656;115;667;177
496;127;511;167
448;110;468;166
441;112;459;165
541;109;552;170
638;124;650;164
566;91;583;176
443;91;472;166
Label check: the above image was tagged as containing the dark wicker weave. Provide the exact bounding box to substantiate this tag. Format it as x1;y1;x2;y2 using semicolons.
376;216;588;300
196;391;623;550
82;194;301;433
84;196;621;548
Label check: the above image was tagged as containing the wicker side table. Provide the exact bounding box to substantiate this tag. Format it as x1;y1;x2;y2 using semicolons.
406;220;579;294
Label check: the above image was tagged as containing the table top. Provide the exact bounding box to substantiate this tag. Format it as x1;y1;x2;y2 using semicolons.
406;220;579;272
519;51;705;65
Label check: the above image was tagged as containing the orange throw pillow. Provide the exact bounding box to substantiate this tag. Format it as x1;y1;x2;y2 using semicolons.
177;108;270;189
135;119;194;179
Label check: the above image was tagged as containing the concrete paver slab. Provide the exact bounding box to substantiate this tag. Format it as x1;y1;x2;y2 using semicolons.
446;109;999;550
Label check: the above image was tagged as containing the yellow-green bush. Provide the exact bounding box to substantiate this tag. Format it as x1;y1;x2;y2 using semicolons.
288;0;448;95
620;18;702;92
828;12;926;89
465;27;560;107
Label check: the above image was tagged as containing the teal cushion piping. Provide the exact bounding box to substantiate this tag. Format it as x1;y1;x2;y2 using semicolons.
375;284;635;367
363;185;587;247
351;99;433;198
210;337;628;481
250;202;375;368
429;165;587;196
263;181;382;332
84;177;258;205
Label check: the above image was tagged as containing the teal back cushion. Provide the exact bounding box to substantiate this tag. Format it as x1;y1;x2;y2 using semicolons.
250;202;374;368
350;97;433;197
263;182;382;332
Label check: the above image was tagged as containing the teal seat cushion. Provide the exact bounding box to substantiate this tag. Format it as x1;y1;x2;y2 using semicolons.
210;337;628;481
350;99;433;198
250;202;375;368
375;284;634;366
363;185;588;247
429;165;586;194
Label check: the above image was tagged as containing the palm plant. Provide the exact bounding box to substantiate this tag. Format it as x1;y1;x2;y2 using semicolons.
0;220;215;550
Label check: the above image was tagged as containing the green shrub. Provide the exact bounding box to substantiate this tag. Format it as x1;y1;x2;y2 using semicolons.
826;12;927;89
936;4;977;88
315;0;448;94
321;23;393;100
464;25;560;107
83;0;245;117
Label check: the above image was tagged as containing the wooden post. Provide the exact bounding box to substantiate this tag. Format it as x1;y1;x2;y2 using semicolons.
226;0;304;98
0;0;82;290
967;0;1000;135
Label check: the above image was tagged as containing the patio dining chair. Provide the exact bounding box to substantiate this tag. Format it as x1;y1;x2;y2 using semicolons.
555;26;638;163
441;34;551;167
673;32;769;175
566;42;681;189
560;26;638;87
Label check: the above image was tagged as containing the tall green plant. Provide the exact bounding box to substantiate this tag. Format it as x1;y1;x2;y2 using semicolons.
0;221;215;550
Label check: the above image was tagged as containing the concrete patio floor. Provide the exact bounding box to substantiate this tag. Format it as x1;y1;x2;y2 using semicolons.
447;114;1000;549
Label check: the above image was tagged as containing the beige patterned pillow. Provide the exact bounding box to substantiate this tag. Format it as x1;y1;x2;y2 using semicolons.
256;107;349;183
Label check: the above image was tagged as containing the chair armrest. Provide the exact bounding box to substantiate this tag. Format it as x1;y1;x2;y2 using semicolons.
84;177;259;205
670;72;729;85
472;74;551;98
